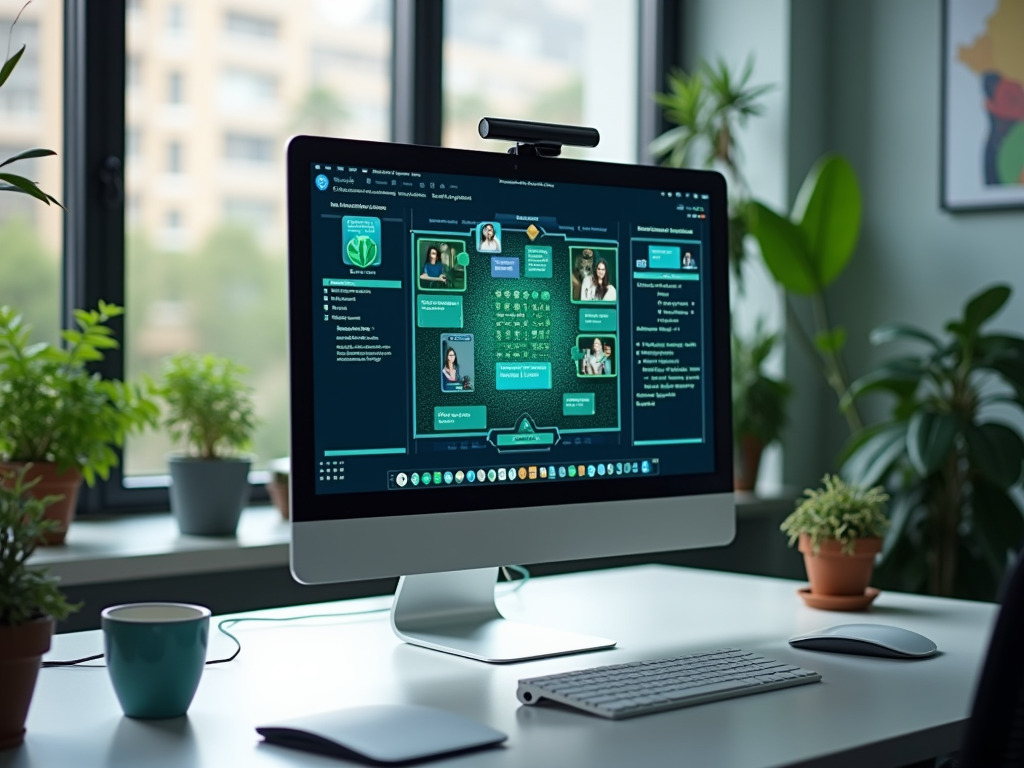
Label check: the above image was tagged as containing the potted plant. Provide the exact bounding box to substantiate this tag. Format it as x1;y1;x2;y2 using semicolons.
157;352;259;536
0;303;158;544
731;320;791;491
0;466;78;749
781;475;889;609
841;284;1024;600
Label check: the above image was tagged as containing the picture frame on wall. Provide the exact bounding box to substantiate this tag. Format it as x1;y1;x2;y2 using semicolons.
941;0;1024;211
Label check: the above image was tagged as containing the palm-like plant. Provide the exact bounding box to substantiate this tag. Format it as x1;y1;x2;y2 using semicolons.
1;6;61;210
651;56;773;279
841;284;1024;599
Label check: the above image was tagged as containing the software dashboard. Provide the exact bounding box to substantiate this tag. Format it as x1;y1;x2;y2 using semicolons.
306;160;716;505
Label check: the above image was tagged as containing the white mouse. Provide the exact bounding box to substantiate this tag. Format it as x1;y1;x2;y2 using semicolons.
788;624;938;659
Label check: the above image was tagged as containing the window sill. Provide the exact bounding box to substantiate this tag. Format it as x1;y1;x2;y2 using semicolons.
30;493;795;588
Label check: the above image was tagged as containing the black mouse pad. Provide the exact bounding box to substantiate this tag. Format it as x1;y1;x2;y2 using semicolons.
257;704;507;764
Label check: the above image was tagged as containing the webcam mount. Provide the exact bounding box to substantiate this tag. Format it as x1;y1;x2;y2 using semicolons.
478;117;600;158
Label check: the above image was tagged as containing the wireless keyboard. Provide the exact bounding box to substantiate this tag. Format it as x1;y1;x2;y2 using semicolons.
517;648;821;719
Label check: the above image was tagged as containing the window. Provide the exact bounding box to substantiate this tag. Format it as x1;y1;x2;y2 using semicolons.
224;10;278;40
224;133;274;164
126;127;141;158
126;55;141;91
123;0;393;478
442;0;639;163
219;69;277;111
167;141;183;173
166;3;185;34
0;0;62;347
167;71;184;105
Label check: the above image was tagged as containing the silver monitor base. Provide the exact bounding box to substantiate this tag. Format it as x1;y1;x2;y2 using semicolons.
390;568;616;663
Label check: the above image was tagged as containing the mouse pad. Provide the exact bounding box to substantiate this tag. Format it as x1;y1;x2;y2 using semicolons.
257;704;507;764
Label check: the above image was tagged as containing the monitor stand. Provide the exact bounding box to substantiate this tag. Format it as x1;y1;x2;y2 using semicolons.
390;567;616;663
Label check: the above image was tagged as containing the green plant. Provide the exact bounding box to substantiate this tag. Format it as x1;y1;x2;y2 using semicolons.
732;320;791;447
0;302;159;483
1;5;61;210
748;154;864;434
158;352;258;459
0;466;78;626
841;284;1024;599
651;56;773;280
781;474;889;555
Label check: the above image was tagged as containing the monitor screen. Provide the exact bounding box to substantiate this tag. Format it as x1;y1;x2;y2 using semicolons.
288;138;731;526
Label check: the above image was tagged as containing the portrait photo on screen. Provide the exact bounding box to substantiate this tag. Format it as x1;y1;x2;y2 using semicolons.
576;334;616;377
570;247;617;303
682;250;698;269
476;221;502;253
418;239;467;291
441;333;475;392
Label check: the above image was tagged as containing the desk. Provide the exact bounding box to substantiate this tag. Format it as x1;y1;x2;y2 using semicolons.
2;566;996;768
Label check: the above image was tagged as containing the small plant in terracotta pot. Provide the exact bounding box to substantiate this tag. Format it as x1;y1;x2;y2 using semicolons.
0;303;159;544
0;466;79;749
781;475;889;603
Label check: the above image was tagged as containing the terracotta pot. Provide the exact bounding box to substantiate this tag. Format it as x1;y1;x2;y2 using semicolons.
733;434;765;492
0;618;53;750
0;462;83;546
799;533;882;596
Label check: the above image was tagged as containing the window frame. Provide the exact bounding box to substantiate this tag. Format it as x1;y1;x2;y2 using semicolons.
64;0;681;514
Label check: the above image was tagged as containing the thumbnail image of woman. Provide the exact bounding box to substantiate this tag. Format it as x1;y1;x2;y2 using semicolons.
581;258;617;301
682;251;697;269
420;245;448;286
582;337;611;375
478;222;501;252
442;346;461;391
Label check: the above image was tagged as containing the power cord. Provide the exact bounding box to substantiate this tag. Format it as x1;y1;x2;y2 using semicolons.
42;565;531;668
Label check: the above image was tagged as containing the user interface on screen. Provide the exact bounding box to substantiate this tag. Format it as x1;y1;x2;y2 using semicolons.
308;161;715;496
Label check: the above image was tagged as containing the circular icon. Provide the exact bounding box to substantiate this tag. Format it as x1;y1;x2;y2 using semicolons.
411;473;421;485
315;174;329;191
518;467;527;480
598;464;606;476
587;465;596;477
455;471;465;483
508;467;516;480
531;291;539;300
443;471;454;484
396;472;408;487
422;472;432;485
541;291;550;301
558;466;567;478
487;469;497;482
457;251;470;266
568;465;577;477
476;469;486;482
467;470;476;483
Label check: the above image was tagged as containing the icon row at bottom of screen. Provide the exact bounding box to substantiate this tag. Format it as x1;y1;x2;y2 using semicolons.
392;461;654;488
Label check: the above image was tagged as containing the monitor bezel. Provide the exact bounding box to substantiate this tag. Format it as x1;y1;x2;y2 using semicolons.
286;135;732;525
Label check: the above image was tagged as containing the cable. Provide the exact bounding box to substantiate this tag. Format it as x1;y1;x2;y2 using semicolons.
42;565;531;668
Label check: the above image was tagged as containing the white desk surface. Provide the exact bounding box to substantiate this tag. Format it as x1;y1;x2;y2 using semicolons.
2;565;996;768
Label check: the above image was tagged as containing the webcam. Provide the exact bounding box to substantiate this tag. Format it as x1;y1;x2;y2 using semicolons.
478;118;600;158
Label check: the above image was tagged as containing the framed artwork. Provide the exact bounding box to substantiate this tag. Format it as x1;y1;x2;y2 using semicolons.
942;0;1024;211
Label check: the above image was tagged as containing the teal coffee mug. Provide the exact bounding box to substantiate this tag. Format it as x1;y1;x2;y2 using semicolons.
101;603;211;719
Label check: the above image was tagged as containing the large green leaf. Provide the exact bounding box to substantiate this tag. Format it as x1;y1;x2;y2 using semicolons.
842;359;924;411
964;422;1024;489
0;172;49;204
963;284;1011;335
906;410;958;476
842;422;907;487
0;45;25;88
791;154;861;288
869;322;941;350
748;202;816;295
0;148;56;169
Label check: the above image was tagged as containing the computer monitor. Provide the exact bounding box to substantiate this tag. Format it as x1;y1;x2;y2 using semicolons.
286;135;734;663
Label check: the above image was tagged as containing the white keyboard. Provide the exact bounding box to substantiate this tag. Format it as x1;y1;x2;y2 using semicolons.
517;648;821;719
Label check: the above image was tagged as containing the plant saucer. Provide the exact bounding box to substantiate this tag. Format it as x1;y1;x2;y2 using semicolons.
797;586;880;612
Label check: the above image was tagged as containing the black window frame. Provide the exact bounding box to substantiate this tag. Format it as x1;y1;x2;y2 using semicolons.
64;0;681;514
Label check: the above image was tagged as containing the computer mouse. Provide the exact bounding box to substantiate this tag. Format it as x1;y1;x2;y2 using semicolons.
788;623;937;659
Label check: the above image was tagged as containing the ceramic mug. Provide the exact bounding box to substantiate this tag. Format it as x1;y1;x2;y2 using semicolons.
101;602;211;719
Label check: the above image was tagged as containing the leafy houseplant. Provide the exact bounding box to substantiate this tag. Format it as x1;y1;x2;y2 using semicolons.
841;285;1024;600
0;466;78;749
158;352;258;536
748;155;865;435
781;475;889;601
732;321;791;491
651;55;773;281
0;303;158;543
